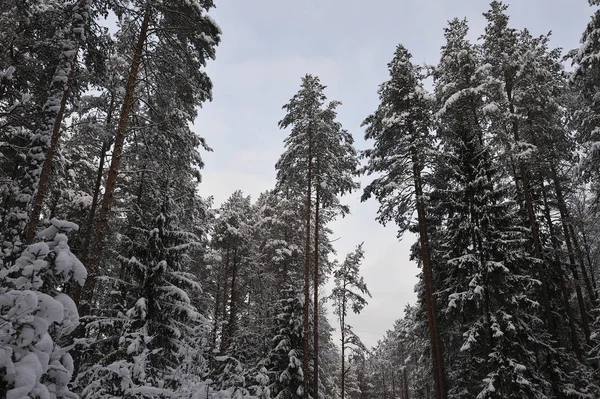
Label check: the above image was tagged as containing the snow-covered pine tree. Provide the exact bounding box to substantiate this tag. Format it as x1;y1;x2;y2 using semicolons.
0;0;55;252
329;244;370;399
210;191;254;357
84;0;221;312
309;93;359;399
277;74;359;399
21;0;97;246
0;0;92;260
316;303;341;399
75;39;216;390
516;27;598;359
63;45;129;267
362;44;447;399
235;191;304;368
253;190;307;399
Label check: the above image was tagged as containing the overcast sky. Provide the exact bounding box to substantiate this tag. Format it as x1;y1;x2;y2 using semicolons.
193;0;594;349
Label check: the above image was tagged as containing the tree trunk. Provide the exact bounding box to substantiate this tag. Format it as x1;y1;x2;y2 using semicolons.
23;0;89;245
75;93;116;274
340;272;348;399
81;138;110;257
569;223;597;306
403;367;410;399
303;126;313;399
211;270;222;351
341;311;345;399
579;226;597;290
81;7;151;312
550;162;597;307
519;162;555;332
411;151;447;399
72;139;109;309
505;87;554;336
548;168;591;343
221;245;231;328
313;164;320;399
221;247;238;353
540;181;583;357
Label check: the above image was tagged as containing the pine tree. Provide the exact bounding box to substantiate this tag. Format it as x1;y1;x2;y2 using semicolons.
277;74;359;399
84;0;221;312
362;44;447;399
329;244;370;399
211;191;254;356
0;0;97;259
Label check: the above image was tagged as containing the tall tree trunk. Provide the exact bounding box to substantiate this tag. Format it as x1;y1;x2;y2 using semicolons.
541;181;583;357
221;248;238;354
75;93;115;274
211;270;222;351
72;139;109;308
80;7;151;313
505;87;554;336
520;164;555;332
549;166;592;343
411;151;447;399
313;164;320;399
341;307;345;399
21;0;89;245
569;224;597;306
551;162;597;307
340;272;348;399
81;138;111;258
403;367;410;399
303;126;313;399
580;226;597;290
221;245;231;329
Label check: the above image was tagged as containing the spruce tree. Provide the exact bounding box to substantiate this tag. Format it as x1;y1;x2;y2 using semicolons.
430;17;569;398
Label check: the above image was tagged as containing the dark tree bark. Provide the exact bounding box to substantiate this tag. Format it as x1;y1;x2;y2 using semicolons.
340;301;346;399
221;248;238;353
303;126;313;399
403;367;410;399
81;7;151;313
506;83;555;337
540;181;583;357
411;150;447;399
313;160;320;399
73;139;110;309
549;166;592;343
